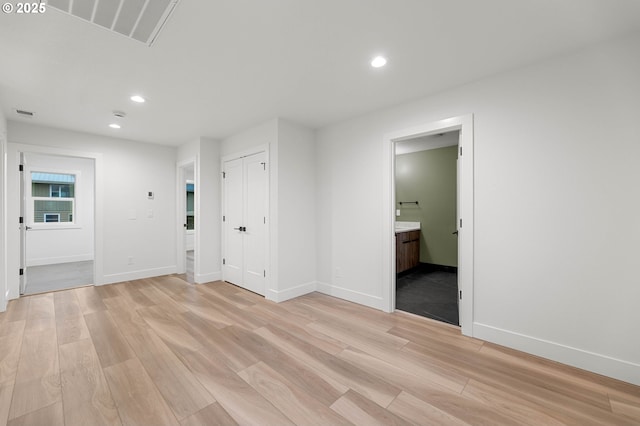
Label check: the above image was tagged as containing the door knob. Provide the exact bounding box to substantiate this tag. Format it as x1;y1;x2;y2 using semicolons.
452;230;458;235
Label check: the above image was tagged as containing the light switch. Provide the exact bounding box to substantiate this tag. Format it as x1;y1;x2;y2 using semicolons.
147;209;154;218
128;209;137;220
147;191;154;199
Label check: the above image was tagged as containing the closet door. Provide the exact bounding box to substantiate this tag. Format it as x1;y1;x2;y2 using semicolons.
222;158;243;286
242;152;267;294
222;151;267;295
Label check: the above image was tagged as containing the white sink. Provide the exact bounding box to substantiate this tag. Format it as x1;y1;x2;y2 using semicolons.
395;221;420;233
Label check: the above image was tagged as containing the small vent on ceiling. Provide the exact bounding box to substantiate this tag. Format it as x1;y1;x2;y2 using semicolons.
48;0;181;47
16;109;34;117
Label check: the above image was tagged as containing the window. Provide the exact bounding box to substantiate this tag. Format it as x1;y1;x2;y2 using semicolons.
44;213;60;223
50;184;72;198
31;172;76;224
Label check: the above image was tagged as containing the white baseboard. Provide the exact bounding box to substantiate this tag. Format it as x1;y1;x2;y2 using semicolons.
26;253;93;267
316;281;384;310
474;322;640;387
195;271;221;284
266;281;316;303
98;266;177;286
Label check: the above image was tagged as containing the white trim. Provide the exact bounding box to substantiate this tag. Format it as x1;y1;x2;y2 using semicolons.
267;281;317;303
195;271;221;284
382;114;475;337
474;322;640;386
221;145;269;163
316;281;384;310
0;129;6;312
100;266;177;285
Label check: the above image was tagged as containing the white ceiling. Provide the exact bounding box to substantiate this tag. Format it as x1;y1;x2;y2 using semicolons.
1;0;640;146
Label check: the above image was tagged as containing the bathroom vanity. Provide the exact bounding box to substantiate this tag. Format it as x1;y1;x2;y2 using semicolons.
395;222;420;273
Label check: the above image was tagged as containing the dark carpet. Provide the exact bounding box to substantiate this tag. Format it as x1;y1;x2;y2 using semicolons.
396;264;459;326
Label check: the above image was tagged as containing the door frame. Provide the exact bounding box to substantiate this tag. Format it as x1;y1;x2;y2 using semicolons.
7;143;102;300
176;158;196;276
221;145;270;294
382;114;475;337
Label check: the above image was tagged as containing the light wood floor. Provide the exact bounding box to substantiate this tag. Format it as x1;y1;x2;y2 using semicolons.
0;276;638;425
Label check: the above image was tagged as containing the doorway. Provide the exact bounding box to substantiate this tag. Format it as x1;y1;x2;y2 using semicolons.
177;160;196;283
382;114;474;337
394;131;459;325
20;152;96;295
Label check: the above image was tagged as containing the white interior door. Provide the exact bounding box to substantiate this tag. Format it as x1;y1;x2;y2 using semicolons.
19;152;27;295
242;152;267;293
222;152;267;295
223;158;244;286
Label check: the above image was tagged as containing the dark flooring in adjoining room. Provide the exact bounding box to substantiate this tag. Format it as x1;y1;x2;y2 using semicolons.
396;264;459;326
25;260;94;295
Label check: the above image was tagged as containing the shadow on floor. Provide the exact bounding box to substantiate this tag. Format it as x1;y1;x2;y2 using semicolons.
396;263;459;326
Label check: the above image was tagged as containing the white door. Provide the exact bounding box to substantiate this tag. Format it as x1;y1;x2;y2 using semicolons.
19;152;27;295
223;152;267;295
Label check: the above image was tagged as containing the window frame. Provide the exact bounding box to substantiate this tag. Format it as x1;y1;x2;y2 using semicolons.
27;168;82;230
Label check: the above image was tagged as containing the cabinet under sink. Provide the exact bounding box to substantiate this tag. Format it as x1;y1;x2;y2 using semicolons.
396;229;420;273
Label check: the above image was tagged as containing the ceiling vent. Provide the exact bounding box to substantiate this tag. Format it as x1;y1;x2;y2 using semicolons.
48;0;181;47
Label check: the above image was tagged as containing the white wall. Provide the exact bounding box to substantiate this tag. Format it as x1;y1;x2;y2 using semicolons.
25;153;94;266
316;33;640;385
196;138;221;283
0;107;6;311
275;120;316;300
6;122;177;298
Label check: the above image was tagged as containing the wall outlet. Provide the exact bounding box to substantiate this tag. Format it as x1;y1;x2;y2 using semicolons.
335;267;343;278
128;256;134;265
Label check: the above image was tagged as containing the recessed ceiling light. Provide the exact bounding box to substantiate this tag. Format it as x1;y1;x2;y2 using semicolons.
371;56;387;68
109;123;121;129
130;95;146;103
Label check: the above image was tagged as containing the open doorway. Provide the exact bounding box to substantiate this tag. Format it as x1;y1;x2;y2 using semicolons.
20;152;95;295
177;161;195;283
382;114;474;337
394;131;459;325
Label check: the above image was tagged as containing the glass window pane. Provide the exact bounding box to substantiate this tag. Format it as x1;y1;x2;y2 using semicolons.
34;200;73;223
44;214;60;223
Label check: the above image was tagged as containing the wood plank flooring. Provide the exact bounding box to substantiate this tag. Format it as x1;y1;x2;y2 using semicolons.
0;276;639;425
